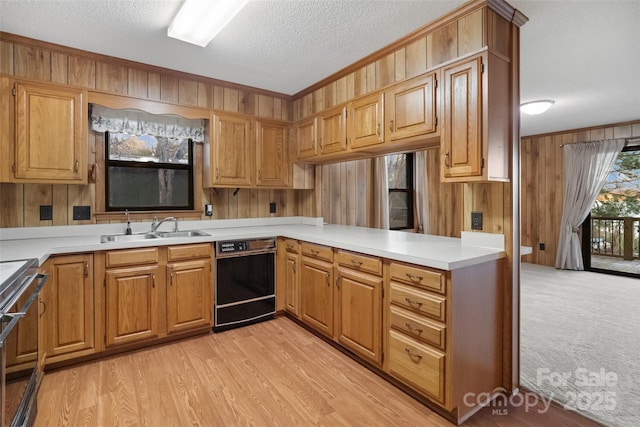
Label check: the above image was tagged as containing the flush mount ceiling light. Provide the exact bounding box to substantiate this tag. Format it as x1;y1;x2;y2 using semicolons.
168;0;250;47
520;100;555;115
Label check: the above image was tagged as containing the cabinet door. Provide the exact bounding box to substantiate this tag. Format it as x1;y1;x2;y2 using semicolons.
299;257;334;337
385;73;437;142
105;265;160;347
284;252;299;316
318;105;347;155
41;254;95;363
335;267;383;365
442;55;482;178
296;116;317;159
256;120;289;187
167;259;213;334
212;112;252;186
15;83;86;183
5;281;39;369
349;92;384;149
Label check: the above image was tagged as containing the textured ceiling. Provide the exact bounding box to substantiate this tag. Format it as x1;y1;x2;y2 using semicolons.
1;0;639;136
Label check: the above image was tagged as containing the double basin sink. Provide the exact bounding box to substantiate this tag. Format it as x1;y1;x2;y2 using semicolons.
100;230;209;243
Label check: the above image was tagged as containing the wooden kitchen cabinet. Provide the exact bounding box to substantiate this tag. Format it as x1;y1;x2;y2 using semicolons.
335;265;383;366
104;248;160;347
299;243;334;337
166;243;213;334
296;116;317;159
385;72;437;143
255;119;289;187
282;239;300;316
40;254;95;364
349;92;384;149
206;112;253;187
441;53;510;182
318;105;347;155
12;81;87;183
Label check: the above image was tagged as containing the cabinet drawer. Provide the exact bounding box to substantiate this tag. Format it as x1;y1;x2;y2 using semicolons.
389;305;446;350
390;282;446;323
105;247;158;267
388;329;445;403
389;262;445;294
167;243;212;261
301;242;333;262
335;250;382;276
283;238;299;253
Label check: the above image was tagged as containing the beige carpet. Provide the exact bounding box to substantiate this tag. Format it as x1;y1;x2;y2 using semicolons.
521;263;640;427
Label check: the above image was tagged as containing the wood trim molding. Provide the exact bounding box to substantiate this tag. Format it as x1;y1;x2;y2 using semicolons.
88;91;211;120
0;31;293;101
522;119;640;139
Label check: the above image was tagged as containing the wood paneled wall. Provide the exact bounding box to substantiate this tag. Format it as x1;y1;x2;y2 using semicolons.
0;33;309;228
317;148;466;238
292;7;488;120
521;120;640;266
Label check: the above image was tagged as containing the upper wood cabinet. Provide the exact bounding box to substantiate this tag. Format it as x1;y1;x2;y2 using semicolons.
349;92;384;149
12;82;87;183
385;72;438;143
296;116;317;159
206;112;253;187
318;105;347;155
256;119;289;187
441;53;510;182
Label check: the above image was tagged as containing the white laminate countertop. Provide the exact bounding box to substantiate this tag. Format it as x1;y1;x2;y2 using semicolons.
0;217;507;271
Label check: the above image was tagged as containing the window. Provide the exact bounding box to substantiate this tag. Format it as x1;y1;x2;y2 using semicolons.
105;131;194;211
388;153;414;230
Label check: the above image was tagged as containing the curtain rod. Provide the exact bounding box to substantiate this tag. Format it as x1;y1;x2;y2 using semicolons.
559;137;639;147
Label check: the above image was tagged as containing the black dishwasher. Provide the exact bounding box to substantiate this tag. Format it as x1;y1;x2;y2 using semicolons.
214;238;276;332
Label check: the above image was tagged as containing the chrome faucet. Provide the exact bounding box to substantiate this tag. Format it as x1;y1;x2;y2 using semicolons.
151;216;178;233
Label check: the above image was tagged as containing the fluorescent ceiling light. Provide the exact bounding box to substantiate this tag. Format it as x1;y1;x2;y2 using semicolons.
520;100;555;115
168;0;250;47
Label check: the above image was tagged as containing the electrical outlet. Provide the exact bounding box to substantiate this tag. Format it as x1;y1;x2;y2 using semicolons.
40;205;53;221
73;206;91;220
205;204;213;217
269;202;276;214
539;243;546;251
471;211;483;230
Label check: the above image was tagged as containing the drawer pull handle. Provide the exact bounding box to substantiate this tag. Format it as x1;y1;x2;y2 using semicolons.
350;259;363;267
406;273;423;283
390;119;395;132
405;348;423;362
336;275;341;289
310;249;319;256
405;323;423;335
292;263;296;274
286;244;295;251
405;298;423;308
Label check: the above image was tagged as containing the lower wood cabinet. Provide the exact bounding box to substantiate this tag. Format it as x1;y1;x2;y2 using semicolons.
98;244;213;350
277;238;300;317
166;244;213;334
335;266;383;366
40;254;95;364
299;253;334;337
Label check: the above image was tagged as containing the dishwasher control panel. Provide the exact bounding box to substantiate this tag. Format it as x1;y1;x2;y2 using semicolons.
215;238;276;257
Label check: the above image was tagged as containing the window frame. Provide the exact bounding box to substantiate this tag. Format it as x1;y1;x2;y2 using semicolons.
388;152;415;231
104;131;195;212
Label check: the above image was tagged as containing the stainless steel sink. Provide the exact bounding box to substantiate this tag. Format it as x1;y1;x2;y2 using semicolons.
156;230;210;238
100;232;160;243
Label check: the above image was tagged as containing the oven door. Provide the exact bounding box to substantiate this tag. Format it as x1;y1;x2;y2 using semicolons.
1;273;46;427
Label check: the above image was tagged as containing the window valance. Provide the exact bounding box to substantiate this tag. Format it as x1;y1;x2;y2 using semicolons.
90;104;205;142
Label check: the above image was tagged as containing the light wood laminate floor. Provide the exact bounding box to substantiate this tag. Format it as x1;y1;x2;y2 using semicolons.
35;316;602;426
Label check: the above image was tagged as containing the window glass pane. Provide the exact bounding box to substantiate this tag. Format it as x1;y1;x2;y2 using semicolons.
389;191;410;229
388;154;407;189
108;166;190;209
108;132;189;164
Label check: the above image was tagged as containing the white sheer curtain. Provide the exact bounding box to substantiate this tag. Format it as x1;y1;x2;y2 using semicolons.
555;139;625;270
373;156;389;230
414;150;429;233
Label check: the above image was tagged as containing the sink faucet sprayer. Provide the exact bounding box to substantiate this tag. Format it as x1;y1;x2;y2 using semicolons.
124;209;132;235
151;216;179;233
